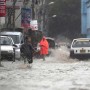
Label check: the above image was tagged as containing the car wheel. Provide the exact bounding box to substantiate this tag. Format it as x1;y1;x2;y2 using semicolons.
8;56;15;61
10;49;15;61
12;55;15;62
70;50;74;58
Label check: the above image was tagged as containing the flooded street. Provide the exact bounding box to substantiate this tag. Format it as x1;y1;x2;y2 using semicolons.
0;0;86;90
0;47;90;90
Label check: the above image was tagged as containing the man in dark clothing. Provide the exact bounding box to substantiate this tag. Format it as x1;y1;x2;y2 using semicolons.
20;36;35;64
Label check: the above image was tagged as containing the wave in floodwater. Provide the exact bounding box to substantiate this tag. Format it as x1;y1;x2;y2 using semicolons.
47;46;79;63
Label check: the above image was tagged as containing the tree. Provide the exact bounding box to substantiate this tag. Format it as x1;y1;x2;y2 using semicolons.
47;0;81;39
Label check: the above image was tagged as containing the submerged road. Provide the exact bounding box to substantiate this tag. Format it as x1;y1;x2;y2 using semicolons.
0;47;90;90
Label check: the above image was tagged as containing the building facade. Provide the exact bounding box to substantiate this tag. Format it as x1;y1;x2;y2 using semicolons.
81;0;90;37
5;0;45;30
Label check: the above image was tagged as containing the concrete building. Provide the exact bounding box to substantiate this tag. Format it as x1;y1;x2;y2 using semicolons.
6;0;42;29
6;0;24;28
81;0;90;37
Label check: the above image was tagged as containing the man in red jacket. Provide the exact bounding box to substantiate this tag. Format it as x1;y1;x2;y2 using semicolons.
39;36;49;60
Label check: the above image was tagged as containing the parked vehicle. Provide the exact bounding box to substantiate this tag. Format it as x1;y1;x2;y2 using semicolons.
0;31;24;59
46;37;56;55
70;38;90;58
0;36;16;61
46;37;55;49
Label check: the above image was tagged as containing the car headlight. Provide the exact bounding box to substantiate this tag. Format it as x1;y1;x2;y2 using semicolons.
8;50;14;53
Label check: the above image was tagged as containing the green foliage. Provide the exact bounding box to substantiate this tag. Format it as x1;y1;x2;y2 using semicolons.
27;29;43;45
48;0;81;39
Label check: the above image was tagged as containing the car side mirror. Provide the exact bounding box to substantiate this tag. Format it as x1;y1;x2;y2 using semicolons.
13;44;17;47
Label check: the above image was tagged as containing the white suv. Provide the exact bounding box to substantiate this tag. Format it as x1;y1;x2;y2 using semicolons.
0;36;16;61
1;31;24;59
70;38;90;58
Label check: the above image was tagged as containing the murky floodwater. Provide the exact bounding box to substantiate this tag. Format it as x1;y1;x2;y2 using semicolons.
0;46;90;90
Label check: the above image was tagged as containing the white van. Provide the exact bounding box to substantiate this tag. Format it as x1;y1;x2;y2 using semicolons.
0;36;16;61
0;31;24;59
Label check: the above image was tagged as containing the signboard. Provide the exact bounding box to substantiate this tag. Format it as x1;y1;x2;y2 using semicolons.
30;20;38;30
21;8;31;28
0;0;6;17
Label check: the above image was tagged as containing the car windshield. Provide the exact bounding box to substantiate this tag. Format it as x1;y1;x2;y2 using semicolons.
6;35;19;44
0;37;13;45
72;40;90;47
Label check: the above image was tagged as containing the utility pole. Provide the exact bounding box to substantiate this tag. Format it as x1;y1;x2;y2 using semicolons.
0;17;1;66
13;0;17;31
7;0;17;30
7;8;11;28
32;0;35;19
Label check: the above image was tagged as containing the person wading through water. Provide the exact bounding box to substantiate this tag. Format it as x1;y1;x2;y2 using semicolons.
39;36;49;60
20;36;36;65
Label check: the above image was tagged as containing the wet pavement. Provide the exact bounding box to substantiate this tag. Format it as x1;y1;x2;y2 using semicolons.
0;47;90;90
